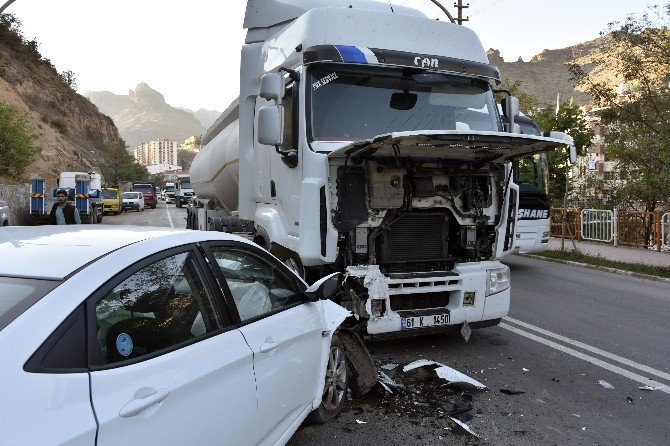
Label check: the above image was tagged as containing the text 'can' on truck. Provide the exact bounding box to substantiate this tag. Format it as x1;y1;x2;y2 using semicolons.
186;0;576;338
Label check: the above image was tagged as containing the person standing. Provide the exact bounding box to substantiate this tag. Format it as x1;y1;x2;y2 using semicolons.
47;189;81;225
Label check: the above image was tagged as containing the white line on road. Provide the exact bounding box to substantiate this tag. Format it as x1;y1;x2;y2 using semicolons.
166;204;174;228
504;316;670;383
499;322;670;394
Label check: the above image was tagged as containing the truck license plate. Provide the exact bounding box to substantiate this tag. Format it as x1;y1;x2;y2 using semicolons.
401;313;450;330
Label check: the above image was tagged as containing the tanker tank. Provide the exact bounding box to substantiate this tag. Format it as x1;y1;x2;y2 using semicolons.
190;119;241;213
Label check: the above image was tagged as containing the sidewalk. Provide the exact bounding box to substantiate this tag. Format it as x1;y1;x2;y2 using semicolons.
547;237;670;267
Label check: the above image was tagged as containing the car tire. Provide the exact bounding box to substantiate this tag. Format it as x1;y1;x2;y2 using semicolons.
306;335;348;424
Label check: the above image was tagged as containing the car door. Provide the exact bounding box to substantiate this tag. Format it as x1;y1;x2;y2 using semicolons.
203;242;325;445
87;246;258;446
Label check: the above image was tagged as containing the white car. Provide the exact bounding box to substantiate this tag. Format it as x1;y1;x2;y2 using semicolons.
121;191;145;212
0;226;350;446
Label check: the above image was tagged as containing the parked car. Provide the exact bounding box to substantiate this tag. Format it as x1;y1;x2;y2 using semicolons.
0;200;9;226
0;226;349;446
121;191;145;212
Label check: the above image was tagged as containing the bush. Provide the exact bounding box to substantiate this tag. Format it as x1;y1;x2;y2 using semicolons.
0;101;40;180
50;118;68;135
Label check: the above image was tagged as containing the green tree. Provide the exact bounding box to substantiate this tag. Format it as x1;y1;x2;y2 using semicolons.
0;101;40;181
98;139;149;184
533;100;594;205
149;172;166;188
569;3;670;212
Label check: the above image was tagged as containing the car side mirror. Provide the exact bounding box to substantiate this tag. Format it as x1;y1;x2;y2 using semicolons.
304;273;342;302
258;105;284;146
259;72;284;103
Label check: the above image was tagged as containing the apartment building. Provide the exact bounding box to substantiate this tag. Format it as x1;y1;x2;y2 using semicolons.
134;139;179;166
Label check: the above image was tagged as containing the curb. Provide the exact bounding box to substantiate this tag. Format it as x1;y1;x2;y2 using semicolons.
519;254;670;284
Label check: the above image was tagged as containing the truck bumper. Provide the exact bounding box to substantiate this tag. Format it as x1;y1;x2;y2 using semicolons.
347;262;510;336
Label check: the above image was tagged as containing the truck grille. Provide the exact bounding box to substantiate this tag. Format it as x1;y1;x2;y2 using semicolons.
390;292;450;311
376;213;451;272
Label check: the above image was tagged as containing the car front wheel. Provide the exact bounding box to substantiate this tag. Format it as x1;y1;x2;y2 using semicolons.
306;335;348;424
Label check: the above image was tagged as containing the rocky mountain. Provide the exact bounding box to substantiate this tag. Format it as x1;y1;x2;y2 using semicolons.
87;84;214;148
0;19;121;185
488;35;617;108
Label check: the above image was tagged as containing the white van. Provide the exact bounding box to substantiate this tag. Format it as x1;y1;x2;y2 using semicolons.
121;192;145;212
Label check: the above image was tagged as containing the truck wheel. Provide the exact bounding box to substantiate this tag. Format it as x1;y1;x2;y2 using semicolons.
176;202;182;208
306;335;348;424
97;213;103;223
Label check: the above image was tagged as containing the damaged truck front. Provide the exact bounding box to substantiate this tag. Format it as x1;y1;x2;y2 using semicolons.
187;0;569;338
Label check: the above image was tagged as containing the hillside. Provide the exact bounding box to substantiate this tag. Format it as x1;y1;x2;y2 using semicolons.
0;17;122;185
488;35;619;108
87;84;209;148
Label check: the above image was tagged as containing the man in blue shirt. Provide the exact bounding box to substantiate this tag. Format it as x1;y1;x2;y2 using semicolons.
47;189;81;225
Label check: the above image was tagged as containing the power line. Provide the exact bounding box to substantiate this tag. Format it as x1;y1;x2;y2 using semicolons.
470;0;506;17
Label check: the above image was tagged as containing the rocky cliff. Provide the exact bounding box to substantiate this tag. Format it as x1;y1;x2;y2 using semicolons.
488;35;617;108
87;84;209;148
0;18;122;185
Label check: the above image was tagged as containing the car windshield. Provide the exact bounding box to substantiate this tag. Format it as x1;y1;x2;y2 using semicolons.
102;189;118;199
308;64;500;142
0;277;60;331
122;192;138;199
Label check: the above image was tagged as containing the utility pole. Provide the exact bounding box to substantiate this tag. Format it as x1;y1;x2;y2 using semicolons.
454;0;469;25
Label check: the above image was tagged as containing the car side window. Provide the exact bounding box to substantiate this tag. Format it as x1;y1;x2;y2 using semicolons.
94;251;221;365
210;247;301;322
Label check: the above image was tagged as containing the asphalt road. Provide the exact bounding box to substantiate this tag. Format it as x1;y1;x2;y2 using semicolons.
104;205;670;445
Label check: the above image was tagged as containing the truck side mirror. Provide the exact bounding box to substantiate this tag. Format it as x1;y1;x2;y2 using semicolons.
545;131;578;164
501;96;520;119
258;105;284;146
259;73;285;103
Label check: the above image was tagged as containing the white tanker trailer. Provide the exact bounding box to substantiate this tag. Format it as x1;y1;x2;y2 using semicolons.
187;0;573;338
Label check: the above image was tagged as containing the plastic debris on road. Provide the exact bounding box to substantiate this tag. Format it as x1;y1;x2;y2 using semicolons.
380;363;398;370
402;360;487;390
449;416;479;437
639;385;662;391
355;419;367;424
460;321;472;342
499;388;525;395
522;368;530;372
598;380;615;389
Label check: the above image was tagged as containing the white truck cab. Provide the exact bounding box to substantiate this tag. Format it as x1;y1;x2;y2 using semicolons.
187;1;571;337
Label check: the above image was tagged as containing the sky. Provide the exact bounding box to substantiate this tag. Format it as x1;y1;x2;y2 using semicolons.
7;0;656;112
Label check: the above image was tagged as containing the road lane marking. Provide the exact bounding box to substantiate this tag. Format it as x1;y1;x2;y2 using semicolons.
504;316;670;382
499;322;670;394
166;204;174;228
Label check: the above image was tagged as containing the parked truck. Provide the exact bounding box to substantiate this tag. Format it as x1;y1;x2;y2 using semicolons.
175;176;194;208
131;181;157;209
187;0;573;337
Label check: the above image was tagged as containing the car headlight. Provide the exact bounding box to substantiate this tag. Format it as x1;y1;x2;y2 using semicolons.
486;265;510;296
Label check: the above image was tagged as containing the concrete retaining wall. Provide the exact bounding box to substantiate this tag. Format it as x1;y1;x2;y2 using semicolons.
0;183;31;226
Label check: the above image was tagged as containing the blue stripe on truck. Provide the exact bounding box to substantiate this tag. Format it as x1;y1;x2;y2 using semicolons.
334;45;367;63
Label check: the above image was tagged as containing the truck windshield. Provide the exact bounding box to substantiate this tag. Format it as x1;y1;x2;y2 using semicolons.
133;185;152;193
165;186;174;192
102;189;117;199
307;64;500;142
179;182;192;189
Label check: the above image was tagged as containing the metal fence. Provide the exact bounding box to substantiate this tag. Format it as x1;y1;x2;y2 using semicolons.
581;209;614;243
662;213;670;251
550;207;669;252
550;208;580;238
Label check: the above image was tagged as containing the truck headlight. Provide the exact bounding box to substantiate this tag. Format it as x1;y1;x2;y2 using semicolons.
486;265;510;296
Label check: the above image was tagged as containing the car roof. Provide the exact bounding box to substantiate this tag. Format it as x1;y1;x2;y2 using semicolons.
0;226;248;280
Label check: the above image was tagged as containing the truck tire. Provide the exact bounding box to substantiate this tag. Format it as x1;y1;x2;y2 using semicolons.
176;201;182;208
305;335;348;424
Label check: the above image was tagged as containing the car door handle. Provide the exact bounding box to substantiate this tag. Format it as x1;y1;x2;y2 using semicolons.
119;388;171;418
260;338;278;353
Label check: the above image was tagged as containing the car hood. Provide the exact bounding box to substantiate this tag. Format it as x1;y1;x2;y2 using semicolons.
326;130;568;162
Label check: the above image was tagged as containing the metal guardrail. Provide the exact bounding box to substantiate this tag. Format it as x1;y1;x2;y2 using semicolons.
663;213;670;251
617;210;663;251
581;209;613;243
550;208;580;238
